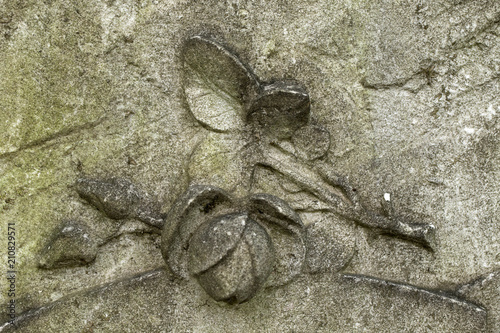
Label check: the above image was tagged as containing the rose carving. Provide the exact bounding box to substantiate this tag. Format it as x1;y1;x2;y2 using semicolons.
161;185;306;304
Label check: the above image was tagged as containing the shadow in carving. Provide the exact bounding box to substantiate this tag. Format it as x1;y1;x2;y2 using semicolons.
28;35;492;330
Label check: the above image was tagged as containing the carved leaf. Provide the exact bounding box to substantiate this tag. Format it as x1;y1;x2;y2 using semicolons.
182;35;260;131
76;178;164;228
247;193;306;287
38;220;99;269
76;178;141;220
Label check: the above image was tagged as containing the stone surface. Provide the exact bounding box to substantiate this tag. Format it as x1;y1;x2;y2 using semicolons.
0;0;499;331
161;185;305;303
38;220;99;269
0;269;487;332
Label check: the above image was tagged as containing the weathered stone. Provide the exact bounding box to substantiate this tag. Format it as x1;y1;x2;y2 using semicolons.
76;177;164;228
292;124;331;160
248;80;310;139
1;269;487;332
38;220;99;269
183;35;260;132
190;213;274;304
1;0;499;331
161;185;305;303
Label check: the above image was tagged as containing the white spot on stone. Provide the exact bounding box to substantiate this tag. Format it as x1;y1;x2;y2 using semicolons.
50;292;62;301
482;104;497;121
62;226;74;233
384;193;391;202
464;127;475;134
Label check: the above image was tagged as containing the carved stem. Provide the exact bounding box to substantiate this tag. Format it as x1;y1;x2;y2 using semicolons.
258;145;435;249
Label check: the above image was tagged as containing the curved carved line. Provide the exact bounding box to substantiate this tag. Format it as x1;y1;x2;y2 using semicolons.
342;273;486;313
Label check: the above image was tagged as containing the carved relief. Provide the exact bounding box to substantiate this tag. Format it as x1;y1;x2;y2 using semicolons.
183;35;435;249
161;185;305;303
34;35;492;317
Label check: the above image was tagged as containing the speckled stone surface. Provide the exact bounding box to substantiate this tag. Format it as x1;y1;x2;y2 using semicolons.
0;0;499;331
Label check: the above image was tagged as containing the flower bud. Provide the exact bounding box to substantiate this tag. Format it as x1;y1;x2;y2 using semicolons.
188;213;274;304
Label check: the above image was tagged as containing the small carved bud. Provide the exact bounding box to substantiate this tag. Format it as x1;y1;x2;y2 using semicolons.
188;213;274;304
247;81;310;139
292;124;331;160
38;220;98;269
75;178;141;220
75;177;164;228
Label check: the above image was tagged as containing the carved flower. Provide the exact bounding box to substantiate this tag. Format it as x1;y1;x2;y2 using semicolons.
161;185;305;304
182;35;435;248
183;35;330;193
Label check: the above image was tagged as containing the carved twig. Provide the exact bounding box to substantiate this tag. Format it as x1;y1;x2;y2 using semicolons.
258;145;435;249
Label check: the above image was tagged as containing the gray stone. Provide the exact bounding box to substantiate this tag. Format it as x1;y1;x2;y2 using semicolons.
292;124;331;160
38;220;99;269
1;0;499;331
161;185;305;303
2;269;487;332
183;35;260;132
76;177;164;228
248;80;310;139
190;213;274;304
457;271;500;332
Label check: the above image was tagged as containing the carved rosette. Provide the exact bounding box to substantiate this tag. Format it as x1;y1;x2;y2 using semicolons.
161;185;306;304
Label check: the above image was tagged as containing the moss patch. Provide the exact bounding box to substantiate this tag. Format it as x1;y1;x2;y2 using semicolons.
0;0;111;154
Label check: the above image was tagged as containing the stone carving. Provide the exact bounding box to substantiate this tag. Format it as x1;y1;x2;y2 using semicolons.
38;220;99;269
75;177;164;228
33;35;490;318
37;178;164;270
161;185;305;303
183;35;435;248
37;35;438;303
178;36;439;303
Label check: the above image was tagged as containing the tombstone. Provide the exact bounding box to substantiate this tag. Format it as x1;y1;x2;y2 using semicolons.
1;1;499;332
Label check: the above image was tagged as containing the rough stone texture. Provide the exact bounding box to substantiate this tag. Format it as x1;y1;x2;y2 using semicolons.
0;270;487;332
161;185;306;303
0;0;499;331
37;220;100;269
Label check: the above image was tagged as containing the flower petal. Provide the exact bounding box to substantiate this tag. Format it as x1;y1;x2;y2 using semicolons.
188;213;248;275
161;185;233;278
247;193;306;287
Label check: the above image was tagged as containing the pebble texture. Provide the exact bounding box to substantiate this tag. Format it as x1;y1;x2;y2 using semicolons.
0;0;499;331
